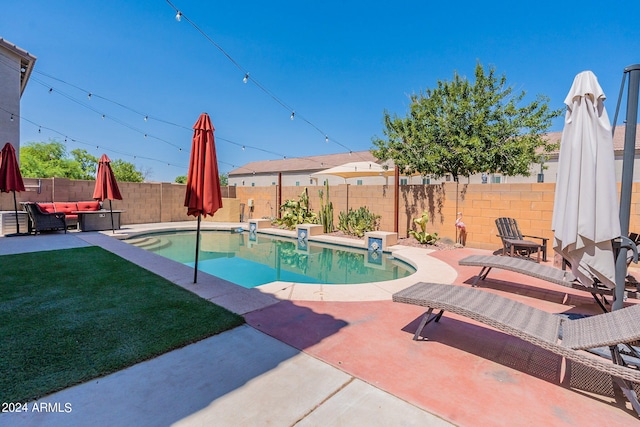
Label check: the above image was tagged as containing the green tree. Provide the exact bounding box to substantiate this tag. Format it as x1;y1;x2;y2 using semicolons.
175;173;228;185
372;63;562;183
20;141;87;179
70;149;99;179
19;140;145;182
110;159;144;183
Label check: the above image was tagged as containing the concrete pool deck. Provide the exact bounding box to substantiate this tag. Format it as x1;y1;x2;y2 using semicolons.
1;223;639;426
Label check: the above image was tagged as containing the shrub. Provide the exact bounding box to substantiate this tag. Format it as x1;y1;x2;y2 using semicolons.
337;206;380;237
274;188;318;230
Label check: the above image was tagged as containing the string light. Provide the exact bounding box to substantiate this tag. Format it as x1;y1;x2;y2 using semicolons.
0;56;366;177
10;113;14;122
163;0;359;156
175;11;182;21
290;111;295;120
325;136;329;143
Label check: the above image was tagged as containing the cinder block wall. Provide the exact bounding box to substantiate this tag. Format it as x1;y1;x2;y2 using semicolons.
2;178;638;251
0;178;240;225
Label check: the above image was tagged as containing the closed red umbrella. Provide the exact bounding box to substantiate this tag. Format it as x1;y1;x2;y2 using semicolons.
0;142;27;235
93;154;123;233
184;113;223;283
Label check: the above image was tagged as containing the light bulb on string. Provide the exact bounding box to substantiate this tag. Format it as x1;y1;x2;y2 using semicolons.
101;114;105;119
290;111;295;120
241;145;245;151
243;73;249;84
325;136;329;143
144;134;147;138
144;115;148;122
49;88;53;93
175;11;182;21
38;127;41;133
87;93;92;100
10;114;14;122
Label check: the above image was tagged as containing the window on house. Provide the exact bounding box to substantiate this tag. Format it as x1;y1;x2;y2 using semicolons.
400;178;408;185
356;179;363;185
295;181;300;186
445;175;451;182
251;182;255;187
422;178;430;185
491;175;501;184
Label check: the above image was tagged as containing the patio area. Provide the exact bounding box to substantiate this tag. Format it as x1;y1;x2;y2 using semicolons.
1;225;639;426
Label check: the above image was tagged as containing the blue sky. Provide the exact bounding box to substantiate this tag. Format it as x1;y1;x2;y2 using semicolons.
2;0;639;182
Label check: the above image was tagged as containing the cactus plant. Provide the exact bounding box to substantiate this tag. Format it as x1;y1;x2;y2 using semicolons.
318;181;334;233
408;210;439;244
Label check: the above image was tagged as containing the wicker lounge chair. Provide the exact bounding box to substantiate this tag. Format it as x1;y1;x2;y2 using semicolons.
495;217;548;262
22;202;67;234
459;254;639;312
392;282;640;415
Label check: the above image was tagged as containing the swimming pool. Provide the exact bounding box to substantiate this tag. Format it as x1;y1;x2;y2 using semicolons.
125;230;415;288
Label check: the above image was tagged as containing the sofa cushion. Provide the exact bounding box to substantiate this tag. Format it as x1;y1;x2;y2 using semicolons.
37;203;56;214
54;202;78;214
77;201;101;211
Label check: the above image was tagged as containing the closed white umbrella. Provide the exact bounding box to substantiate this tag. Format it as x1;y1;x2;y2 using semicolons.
552;71;621;289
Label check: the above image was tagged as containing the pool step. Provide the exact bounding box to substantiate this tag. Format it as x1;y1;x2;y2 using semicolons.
127;237;171;251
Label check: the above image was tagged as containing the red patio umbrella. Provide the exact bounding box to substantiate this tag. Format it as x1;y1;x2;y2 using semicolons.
184;113;223;283
93;154;123;233
0;142;27;236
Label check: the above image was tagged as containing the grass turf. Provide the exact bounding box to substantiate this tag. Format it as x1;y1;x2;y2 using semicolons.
0;246;245;403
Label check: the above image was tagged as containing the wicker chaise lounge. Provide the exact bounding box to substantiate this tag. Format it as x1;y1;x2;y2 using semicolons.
459;254;639;312
393;282;640;415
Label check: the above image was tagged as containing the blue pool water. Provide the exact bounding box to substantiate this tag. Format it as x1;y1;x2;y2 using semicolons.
126;230;415;288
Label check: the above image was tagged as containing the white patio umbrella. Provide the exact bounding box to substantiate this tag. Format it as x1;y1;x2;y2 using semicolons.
552;70;621;289
311;161;394;181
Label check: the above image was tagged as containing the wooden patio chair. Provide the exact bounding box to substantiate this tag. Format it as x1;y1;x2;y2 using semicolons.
495;217;548;262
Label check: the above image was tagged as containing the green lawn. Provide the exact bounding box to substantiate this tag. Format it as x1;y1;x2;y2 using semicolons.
0;246;244;403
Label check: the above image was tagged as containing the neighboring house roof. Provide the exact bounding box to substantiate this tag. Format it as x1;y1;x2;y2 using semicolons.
544;124;640;154
230;124;640;177
0;37;37;96
228;150;379;176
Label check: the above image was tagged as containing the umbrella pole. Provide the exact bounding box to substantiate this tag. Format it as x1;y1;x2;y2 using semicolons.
109;199;115;234
614;64;640;310
194;215;201;283
13;190;20;235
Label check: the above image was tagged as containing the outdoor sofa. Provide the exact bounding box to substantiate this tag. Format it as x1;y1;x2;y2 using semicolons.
30;201;101;229
22;201;101;233
393;282;640;415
